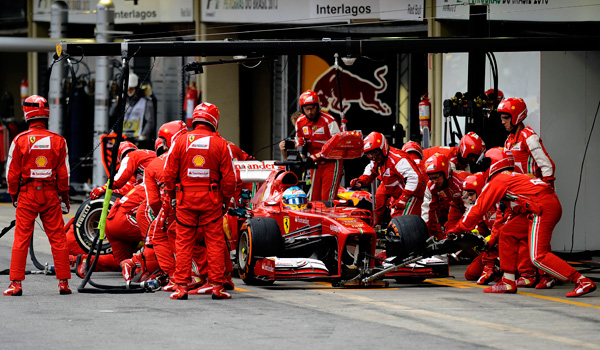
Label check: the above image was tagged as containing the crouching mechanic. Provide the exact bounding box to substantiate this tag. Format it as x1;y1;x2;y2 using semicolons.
4;95;72;296
350;132;426;227
164;102;237;300
461;172;501;285
455;148;596;297
421;153;470;240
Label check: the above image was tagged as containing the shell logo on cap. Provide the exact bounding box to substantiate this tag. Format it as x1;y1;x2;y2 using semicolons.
35;156;48;167
192;155;205;167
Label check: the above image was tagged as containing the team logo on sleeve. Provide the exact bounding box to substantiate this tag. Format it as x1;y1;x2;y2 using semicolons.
192;155;205;167
35;156;48;167
29;136;36;143
188;135;195;142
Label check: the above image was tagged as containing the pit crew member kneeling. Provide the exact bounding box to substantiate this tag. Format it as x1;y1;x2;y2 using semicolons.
455;148;596;297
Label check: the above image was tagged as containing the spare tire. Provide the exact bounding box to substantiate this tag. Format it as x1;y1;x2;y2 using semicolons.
73;194;121;255
386;215;429;260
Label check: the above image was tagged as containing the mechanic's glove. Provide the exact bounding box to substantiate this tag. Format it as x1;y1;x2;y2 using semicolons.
297;137;306;147
483;234;491;250
542;176;555;190
60;193;70;214
308;153;320;162
349;178;362;189
10;194;18;208
90;184;107;200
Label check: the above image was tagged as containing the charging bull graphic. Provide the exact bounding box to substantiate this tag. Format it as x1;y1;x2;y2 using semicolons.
313;65;392;116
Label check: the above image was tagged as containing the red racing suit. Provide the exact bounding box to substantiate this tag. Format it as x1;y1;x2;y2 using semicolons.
105;184;145;264
164;124;236;286
504;126;555;187
456;172;580;282
6;123;71;281
355;148;427;224
113;149;156;189
464;206;499;281
421;170;470;240
296;111;342;201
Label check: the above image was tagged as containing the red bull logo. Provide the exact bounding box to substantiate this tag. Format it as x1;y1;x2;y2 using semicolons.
312;66;391;116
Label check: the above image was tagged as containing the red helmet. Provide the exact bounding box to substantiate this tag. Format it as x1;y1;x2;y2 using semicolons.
424;153;450;179
463;172;486;196
192;102;220;131
154;138;168;156
459;131;486;160
363;132;389;157
485;147;514;178
158;120;188;148
118;141;137;162
402;141;423;160
299;90;319;107
497;97;527;125
22;95;49;122
485;89;504;103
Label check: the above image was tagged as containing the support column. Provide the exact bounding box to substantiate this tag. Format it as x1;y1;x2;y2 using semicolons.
48;1;68;133
93;0;114;187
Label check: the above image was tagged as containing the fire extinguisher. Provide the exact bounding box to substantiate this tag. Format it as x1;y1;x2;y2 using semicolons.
184;82;199;128
418;93;431;148
20;79;29;104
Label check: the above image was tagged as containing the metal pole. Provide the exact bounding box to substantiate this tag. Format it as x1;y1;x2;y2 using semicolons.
48;1;68;133
93;0;114;188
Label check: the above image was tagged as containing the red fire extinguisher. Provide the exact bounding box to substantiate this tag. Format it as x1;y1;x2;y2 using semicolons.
418;93;431;148
184;82;200;128
20;79;29;103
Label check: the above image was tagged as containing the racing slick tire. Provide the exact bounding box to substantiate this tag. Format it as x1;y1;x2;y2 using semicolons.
237;217;283;285
73;194;121;255
386;215;429;261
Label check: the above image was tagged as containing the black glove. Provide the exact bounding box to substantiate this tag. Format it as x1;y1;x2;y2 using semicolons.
10;194;17;208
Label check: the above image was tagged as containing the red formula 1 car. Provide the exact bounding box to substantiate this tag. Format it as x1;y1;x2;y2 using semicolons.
224;132;460;287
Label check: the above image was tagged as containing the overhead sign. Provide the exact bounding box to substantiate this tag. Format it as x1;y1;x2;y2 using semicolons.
33;0;194;24
201;0;425;23
438;0;600;22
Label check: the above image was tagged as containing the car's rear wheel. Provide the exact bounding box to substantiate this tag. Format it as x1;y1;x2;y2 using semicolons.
386;215;429;260
237;217;282;285
73;194;121;255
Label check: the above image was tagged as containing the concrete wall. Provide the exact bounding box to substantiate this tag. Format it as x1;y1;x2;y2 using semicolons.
541;51;600;252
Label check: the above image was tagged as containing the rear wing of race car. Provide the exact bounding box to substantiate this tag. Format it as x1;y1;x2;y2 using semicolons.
233;161;285;183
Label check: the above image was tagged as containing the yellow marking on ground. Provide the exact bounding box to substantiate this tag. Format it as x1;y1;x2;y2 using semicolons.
438;279;600;310
0;203;14;208
426;279;472;289
64;214;74;218
234;287;250;292
516;291;600;310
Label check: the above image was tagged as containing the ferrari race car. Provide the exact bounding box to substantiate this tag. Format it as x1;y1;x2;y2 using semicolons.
225;131;475;287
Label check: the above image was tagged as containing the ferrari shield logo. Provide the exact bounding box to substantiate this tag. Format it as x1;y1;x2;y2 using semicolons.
188;135;195;142
56;44;62;57
29;136;36;143
283;217;290;234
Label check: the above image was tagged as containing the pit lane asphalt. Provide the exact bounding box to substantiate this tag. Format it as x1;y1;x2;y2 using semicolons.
0;201;598;350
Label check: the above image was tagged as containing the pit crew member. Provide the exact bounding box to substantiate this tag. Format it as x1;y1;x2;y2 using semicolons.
295;90;342;202
350;132;426;226
164;102;236;300
4;95;72;296
455;148;596;297
421;153;470;240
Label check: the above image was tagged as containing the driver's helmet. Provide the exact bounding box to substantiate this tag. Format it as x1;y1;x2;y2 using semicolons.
282;186;308;210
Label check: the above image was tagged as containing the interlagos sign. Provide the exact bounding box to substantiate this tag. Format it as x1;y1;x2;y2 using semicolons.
201;0;425;23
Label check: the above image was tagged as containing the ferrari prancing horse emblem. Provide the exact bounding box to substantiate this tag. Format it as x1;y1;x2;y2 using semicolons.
283;217;290;234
